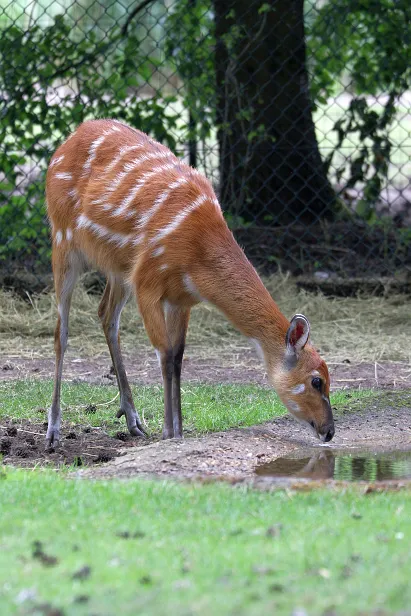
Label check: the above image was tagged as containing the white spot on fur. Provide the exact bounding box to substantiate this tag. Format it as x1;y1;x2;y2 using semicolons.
183;274;203;302
66;228;73;241
311;370;320;376
50;154;64;168
137;176;188;229
152;246;165;257
76;214;133;248
163;299;172;317
55;172;72;180
132;234;145;246
291;384;305;395
152;194;209;243
55;230;63;245
159;264;168;271
68;188;78;200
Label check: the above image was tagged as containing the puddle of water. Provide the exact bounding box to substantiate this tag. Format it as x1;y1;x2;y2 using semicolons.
255;448;411;482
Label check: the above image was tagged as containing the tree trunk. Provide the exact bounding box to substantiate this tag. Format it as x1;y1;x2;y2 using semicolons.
214;0;336;224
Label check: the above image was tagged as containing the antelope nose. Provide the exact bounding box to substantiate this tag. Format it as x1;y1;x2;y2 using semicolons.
320;425;335;443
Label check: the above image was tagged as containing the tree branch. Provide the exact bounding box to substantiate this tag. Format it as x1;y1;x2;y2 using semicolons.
121;0;157;37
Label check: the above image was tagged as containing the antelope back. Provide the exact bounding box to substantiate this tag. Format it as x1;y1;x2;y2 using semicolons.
46;119;224;284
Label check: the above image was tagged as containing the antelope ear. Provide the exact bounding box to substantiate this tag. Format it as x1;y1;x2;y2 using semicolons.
285;314;310;357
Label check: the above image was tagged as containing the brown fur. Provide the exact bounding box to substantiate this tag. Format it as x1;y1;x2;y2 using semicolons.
46;119;334;444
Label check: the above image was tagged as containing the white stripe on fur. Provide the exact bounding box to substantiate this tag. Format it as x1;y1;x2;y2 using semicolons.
111;163;176;219
151;194;209;243
50;155;64;168
76;214;133;248
137;176;188;229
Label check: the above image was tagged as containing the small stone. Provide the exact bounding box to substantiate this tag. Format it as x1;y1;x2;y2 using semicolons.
72;566;91;581
266;524;282;538
15;588;37;604
314;271;330;281
2;362;15;371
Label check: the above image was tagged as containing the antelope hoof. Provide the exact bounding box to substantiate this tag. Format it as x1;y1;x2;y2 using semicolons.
45;430;60;452
117;406;148;437
129;424;147;438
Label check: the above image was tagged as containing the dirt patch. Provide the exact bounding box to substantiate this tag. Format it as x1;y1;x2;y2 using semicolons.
1;353;411;390
0;418;152;468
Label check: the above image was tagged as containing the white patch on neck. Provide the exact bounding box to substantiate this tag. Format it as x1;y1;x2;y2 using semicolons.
286;399;300;414
154;349;161;368
249;338;264;361
290;383;305;395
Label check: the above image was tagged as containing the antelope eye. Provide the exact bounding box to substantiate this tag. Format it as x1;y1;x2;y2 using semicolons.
311;377;322;391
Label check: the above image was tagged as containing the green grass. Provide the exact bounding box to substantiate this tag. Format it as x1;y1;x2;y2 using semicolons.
0;470;410;615
0;379;377;437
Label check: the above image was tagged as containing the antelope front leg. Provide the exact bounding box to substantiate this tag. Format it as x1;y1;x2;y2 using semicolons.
165;306;190;439
159;349;175;439
137;293;177;438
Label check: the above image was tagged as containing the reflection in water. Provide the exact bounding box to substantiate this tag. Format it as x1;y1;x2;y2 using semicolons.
255;449;411;482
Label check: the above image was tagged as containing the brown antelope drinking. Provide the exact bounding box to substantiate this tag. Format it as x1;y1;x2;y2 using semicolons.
46;119;334;449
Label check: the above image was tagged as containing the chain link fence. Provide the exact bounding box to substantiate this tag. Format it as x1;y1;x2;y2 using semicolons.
1;0;410;293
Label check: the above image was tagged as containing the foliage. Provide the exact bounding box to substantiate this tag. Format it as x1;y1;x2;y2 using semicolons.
0;15;179;260
164;0;216;157
1;0;410;264
309;0;411;218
